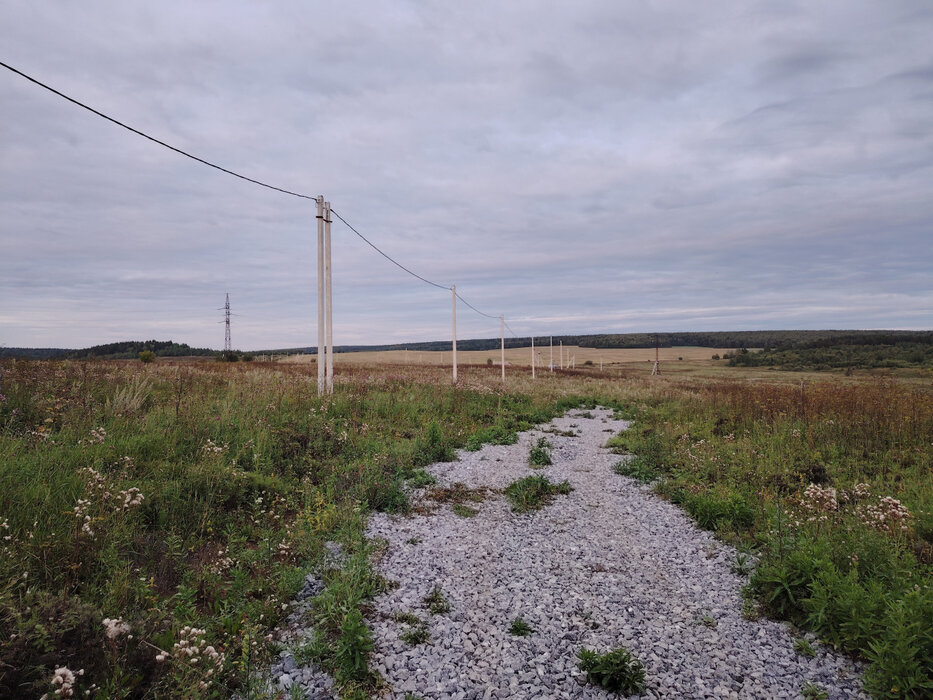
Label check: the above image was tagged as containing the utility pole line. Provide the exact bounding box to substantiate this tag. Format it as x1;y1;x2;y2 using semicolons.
500;315;505;382
531;335;535;379
550;336;553;372
316;196;325;396
451;285;457;383
324;201;334;394
560;341;563;370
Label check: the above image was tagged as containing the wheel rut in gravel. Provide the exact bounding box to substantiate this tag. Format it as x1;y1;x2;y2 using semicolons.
366;407;867;700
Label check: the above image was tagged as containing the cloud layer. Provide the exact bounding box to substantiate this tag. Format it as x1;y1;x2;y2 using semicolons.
2;1;931;349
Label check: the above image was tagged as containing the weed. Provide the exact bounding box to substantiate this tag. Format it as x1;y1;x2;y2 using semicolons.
577;646;646;695
406;469;436;488
422;587;451;615
415;421;455;464
332;608;373;686
391;611;421;626
504;475;573;513
508;617;534;636
452;503;479;518
700;615;717;628
794;638;816;657
801;681;829;699
426;482;489;504
404;537;421;545
528;437;553;467
399;623;430;646
613;456;657;484
731;551;756;577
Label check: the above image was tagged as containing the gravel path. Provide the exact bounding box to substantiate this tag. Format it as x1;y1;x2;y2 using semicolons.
361;407;867;700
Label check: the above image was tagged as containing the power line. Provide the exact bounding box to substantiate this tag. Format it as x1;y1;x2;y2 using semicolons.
3;61;529;335
0;61;318;202
329;208;450;291
454;292;499;320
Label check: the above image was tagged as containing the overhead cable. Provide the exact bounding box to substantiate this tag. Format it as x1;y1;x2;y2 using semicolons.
329;208;450;291
454;292;499;320
0;61;318;201
3;61;522;332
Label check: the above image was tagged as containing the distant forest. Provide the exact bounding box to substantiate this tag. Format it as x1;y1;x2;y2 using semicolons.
726;331;933;371
301;329;933;355
1;340;215;360
3;330;931;367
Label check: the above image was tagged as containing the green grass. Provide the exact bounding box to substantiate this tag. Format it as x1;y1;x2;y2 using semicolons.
0;360;569;698
3;359;931;698
617;379;933;697
507;617;534;636
613;456;658;483
451;503;479;518
422;587;450;615
528;437;552;467
577;646;646;695
503;475;573;513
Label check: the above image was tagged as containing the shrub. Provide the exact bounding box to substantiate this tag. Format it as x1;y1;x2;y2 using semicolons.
577;647;646;695
138;350;156;363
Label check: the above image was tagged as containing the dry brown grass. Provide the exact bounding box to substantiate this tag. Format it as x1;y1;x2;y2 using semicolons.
283;345;736;368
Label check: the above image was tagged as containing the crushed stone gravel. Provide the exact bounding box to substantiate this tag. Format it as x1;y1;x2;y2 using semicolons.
266;407;868;699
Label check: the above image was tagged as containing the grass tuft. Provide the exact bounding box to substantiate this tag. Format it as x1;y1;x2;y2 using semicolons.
577;646;646;695
528;437;553;467
504;475;573;513
508;617;534;636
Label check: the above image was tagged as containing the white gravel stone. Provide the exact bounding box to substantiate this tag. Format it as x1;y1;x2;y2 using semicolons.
261;407;868;699
365;408;867;699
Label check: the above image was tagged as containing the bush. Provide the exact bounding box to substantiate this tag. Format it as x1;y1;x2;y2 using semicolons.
138;350;156;363
577;647;646;695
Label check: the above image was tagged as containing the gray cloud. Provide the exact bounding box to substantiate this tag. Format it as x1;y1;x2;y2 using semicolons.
2;0;931;350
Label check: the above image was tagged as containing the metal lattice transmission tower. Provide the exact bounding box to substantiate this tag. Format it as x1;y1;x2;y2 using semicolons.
223;293;232;352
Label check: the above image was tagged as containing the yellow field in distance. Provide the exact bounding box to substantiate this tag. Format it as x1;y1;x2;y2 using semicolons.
282;345;736;367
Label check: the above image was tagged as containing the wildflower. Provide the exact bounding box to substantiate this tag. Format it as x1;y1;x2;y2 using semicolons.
118;487;144;510
49;666;83;698
102;617;131;640
801;483;837;514
856;495;912;533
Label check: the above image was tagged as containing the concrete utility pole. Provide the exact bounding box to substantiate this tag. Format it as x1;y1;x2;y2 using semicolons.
560;341;563;370
324;201;334;394
316;196;325;395
452;285;457;383
223;293;232;352
550;336;553;371
500;315;505;382
531;336;535;379
651;333;661;376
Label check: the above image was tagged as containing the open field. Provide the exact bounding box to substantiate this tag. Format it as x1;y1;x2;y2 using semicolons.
1;358;930;698
282;344;736;369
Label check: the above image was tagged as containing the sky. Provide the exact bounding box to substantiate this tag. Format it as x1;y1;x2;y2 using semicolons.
2;1;932;350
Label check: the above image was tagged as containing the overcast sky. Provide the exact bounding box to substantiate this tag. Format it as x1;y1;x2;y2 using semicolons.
2;1;932;350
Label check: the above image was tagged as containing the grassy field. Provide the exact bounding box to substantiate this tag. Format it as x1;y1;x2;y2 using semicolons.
1;357;930;698
282;344;737;369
